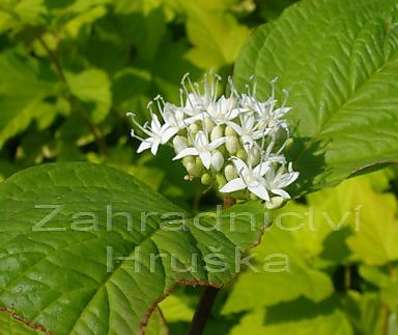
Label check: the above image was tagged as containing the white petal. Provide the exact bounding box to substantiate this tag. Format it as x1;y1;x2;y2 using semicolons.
220;178;246;193
271;188;291;199
137;140;152;153
209;137;226;150
161;127;178;144
278;172;299;188
207;102;218;118
150;140;160;155
249;184;270;201
185;115;201;125
173;147;199;160
227;108;240;120
254;162;270;176
268;154;286;164
227;122;243;135
274;107;291;117
199;151;212;169
253;129;268;140
245;115;255;129
151;114;162;131
195;131;209;147
232;157;248;175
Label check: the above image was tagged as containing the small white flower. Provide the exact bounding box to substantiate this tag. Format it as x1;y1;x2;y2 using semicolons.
162;104;188;129
220;158;271;201
130;114;176;155
183;93;208;117
264;162;299;199
207;96;239;124
228;113;264;150
173;131;226;169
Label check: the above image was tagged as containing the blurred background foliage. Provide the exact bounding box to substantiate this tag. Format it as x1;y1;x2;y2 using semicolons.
0;0;397;335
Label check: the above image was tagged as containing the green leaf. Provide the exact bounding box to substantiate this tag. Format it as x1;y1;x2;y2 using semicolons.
341;291;385;335
112;67;151;110
222;227;333;314
63;5;107;38
0;311;39;335
359;265;398;312
269;173;396;268
66;69;112;123
159;295;194;322
183;2;250;69
346;179;398;265
0;163;264;334
258;0;299;21
0;0;47;33
234;0;398;194
229;301;353;335
145;308;169;335
0;49;57;148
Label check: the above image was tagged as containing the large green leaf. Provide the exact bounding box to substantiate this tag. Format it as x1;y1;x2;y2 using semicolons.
0;163;264;334
234;0;398;195
0;310;39;335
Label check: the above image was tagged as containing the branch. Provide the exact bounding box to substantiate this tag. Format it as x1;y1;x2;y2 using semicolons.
37;35;66;83
186;286;219;335
36;34;107;156
186;196;236;335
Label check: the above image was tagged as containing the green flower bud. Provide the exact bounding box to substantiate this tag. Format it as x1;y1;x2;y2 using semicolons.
216;174;227;188
247;147;261;166
225;126;236;136
189;123;200;135
182;156;195;168
224;164;237;181
265;196;285;209
210;125;224;141
186;161;202;177
195;157;204;170
201;173;212;185
211;150;224;172
218;144;227;155
173;135;188;154
204;117;215;133
236;148;247;160
225;136;239;154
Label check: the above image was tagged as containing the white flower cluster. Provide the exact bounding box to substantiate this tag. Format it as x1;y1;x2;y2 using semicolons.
128;74;299;208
